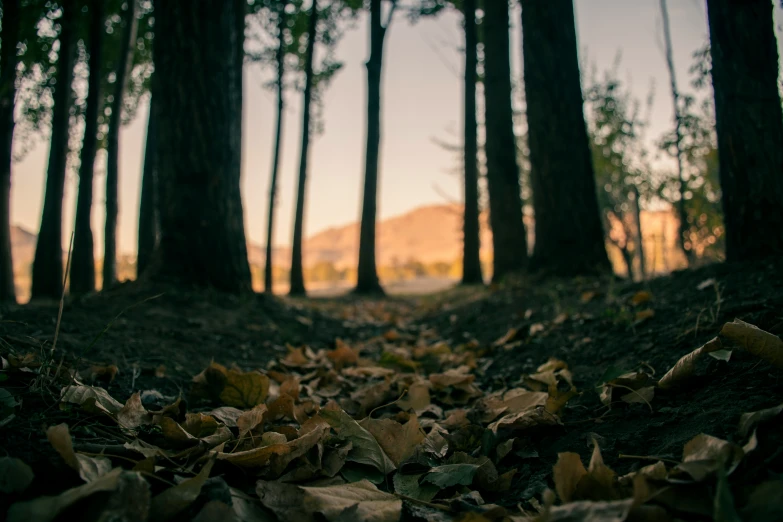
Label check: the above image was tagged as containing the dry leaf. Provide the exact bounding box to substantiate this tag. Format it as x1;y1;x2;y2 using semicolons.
301;479;402;522
6;468;124;522
90;364;119;382
237;404;267;439
321;407;396;475
182;413;219;438
634;309;655;322
47;423;112;482
673;434;744;482
209;406;244;428
60;385;124;416
396;381;431;412
620;386;654;405
544;498;634;521
553;453;587;503
720;319;783;368
359;415;424;467
493;328;518;346
738;402;783;437
150;457;215;522
630;290;652;305
221;369;270;409
488;407;560;434
327;340;359;370
657;337;723;389
581;291;598;303
117;392;153;430
0;457;34;494
159;417;198;445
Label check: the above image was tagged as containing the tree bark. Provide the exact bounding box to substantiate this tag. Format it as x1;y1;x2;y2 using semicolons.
522;0;610;276
460;0;482;285
31;0;77;300
707;0;783;262
484;0;527;282
659;0;691;265
103;0;137;289
71;0;105;295
0;0;20;302
264;0;288;295
355;0;395;295
150;0;251;292
289;0;319;296
136;92;158;276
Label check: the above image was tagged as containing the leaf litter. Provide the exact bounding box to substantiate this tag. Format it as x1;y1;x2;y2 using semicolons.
1;272;783;521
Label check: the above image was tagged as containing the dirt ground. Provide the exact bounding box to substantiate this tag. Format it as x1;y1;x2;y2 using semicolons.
1;259;782;520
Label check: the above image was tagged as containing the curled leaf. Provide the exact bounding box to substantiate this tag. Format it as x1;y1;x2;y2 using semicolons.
657;337;723;389
720;319;783;368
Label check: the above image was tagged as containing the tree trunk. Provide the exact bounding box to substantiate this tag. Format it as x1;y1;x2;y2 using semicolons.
71;0;105;295
460;0;482;285
355;0;394;295
484;0;527;282
31;0;77;300
103;0;137;289
288;0;316;296
150;0;251;292
707;0;783;262
137;93;158;276
522;0;610;276
659;0;691;265
0;0;20;303
632;184;646;279
264;0;288;295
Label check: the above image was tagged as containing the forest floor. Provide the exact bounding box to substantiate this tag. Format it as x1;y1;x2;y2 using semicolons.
1;259;782;521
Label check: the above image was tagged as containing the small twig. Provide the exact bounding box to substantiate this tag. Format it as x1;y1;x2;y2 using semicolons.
52;232;75;358
607;383;654;413
618;453;680;465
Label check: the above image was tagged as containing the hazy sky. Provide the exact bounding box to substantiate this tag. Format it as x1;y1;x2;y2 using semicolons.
11;0;783;256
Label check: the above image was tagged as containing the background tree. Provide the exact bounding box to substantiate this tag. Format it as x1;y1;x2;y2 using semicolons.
484;0;526;282
31;0;78;300
522;0;610;276
262;0;289;294
103;0;138;288
461;0;482;285
289;0;318;296
70;0;105;294
137;92;158;276
0;0;21;302
355;0;397;295
150;0;251;292
706;0;783;262
658;0;691;264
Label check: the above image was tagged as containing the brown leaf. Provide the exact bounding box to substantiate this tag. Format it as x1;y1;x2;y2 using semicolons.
159;417;198;445
359;415;424;467
327;340;359;370
544;498;634;521
488;407;560;434
191;362;230;402
237;404;268;439
720;318;783;368
493;327;519;347
150;457;215;522
301;479;402;522
219;424;328;474
0;457;34;494
657;337;723;389
620;386;655;405
630;290;652;305
221;369;270;409
47;423;112;482
738;402;783;438
634;309;655;322
396;381;431;412
90;364;119;383
575;439;621;501
60;385;124;416
673;433;744;482
117;392;153;430
553;452;587;503
182;413;219;438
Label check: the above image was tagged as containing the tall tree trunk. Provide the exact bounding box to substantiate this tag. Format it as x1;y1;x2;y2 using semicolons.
355;0;395;295
137;93;158;276
460;0;482;285
707;0;783;262
484;0;526;282
150;0;251;292
103;0;138;289
522;0;610;276
632;185;646;279
263;0;288;295
71;0;105;295
659;0;691;265
0;0;20;303
31;0;77;300
289;0;317;296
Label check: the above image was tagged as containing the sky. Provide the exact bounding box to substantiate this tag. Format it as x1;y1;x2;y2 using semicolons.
11;0;783;257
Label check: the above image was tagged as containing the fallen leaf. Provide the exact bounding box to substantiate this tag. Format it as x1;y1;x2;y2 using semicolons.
117;392;153;430
360;415;424;467
673;434;744;482
634;309;655;322
47;423;112;482
221;369;271;409
720;319;783;368
90;364;119;382
150;457;215;521
301;479;402;522
237;404;267;439
60;385;123;416
544;498;634;521
182;412;219;438
741;480;783;521
209;406;244;428
738;402;783;437
6;468;124;522
657;337;723;389
581;291;598;303
321;407;396;475
393;472;439;502
159;417;198;445
256;480;311;522
493;327;519;347
328;340;360;370
488;407;560;434
620;386;654;405
396;381;431;412
697;278;716;290
553;453;587;503
0;457;34;494
630;290;652;305
423;463;479;488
